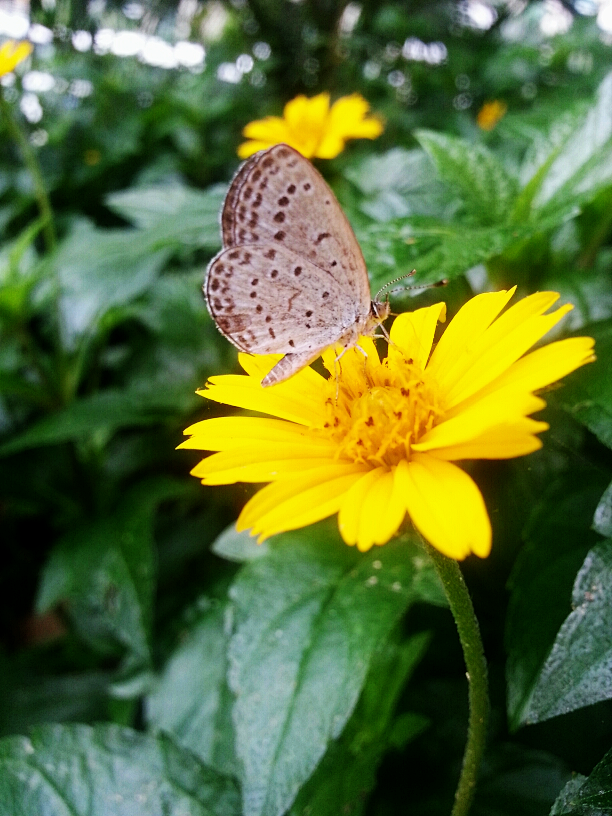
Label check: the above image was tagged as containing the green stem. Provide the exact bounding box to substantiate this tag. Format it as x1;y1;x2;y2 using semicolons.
0;91;56;253
422;540;490;816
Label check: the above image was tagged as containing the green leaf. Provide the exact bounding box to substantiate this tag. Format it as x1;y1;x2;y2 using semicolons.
520;539;612;724
146;603;238;777
0;723;240;816
211;524;272;562
359;216;567;288
533;71;612;213
227;522;445;816
36;479;185;691
549;319;612;450
0;388;185;456
0;669;113;736
472;744;572;816
593;481;612;539
55;219;172;345
288;631;430;816
549;745;612;815
414;129;518;225
106;183;225;248
506;464;606;729
342;148;449;222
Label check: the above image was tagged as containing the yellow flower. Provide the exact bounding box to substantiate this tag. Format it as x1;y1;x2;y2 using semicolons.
0;40;33;77
182;289;595;560
477;100;508;131
237;92;384;159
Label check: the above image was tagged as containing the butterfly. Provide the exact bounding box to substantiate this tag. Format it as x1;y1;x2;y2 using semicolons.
204;143;390;387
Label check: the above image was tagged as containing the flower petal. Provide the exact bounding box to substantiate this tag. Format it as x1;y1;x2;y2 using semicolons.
395;455;491;559
456;336;596;411
191;446;339;484
413;389;547;455
444;296;574;407
0;40;33;76
180;416;332;451
339;467;406;551
427;288;516;382
201;355;330;425
389;303;447;370
317;94;384;158
237;463;368;540
420;418;548;460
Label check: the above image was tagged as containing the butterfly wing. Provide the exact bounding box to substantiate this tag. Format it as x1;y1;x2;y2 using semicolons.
220;144;371;315
205;243;361;356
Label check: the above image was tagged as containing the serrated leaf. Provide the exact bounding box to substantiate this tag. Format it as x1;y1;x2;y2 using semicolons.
106;182;225;248
343;148;450;221
36;479;185;690
0;723;240;816
506;465;607;729
520;539;612;724
549;319;612;450
549;745;612;815
359;215;568;287
533;71;612;211
227;522;445;816
414;129;518;226
146;603;238;777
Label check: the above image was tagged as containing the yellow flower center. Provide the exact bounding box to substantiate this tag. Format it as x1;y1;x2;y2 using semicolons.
320;356;444;468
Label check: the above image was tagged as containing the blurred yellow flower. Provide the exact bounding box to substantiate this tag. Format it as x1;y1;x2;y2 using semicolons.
477;100;508;131
238;92;384;159
0;40;33;77
182;289;594;560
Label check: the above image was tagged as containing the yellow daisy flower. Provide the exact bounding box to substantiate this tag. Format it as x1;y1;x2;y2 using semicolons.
182;289;595;560
237;92;384;159
0;40;33;77
477;100;508;131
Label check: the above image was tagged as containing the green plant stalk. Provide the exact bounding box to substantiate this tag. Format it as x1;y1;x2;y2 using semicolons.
422;539;489;816
0;91;56;253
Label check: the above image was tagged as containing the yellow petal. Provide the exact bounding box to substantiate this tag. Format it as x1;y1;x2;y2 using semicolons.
180;416;332;451
0;40;33;76
284;92;330;129
456;336;596;411
422;418;548;460
389;303;447;370
339;467;406;551
201;355;330;425
191;446;339;484
444;299;574;408
396;455;491;559
414;389;547;453
241;116;291;141
237;463;367;540
319;93;384;158
427;288;516;382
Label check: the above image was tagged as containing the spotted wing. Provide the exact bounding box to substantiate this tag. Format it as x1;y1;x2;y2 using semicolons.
205;243;364;355
221;144;371;314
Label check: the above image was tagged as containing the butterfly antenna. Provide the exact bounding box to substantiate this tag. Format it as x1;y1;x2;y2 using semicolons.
375;272;448;301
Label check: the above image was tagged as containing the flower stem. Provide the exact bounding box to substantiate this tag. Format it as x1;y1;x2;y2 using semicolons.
422;540;489;816
0;90;56;253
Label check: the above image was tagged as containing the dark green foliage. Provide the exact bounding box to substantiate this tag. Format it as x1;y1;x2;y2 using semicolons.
1;2;612;815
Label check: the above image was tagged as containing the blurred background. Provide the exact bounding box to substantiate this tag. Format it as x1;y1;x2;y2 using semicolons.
1;1;611;813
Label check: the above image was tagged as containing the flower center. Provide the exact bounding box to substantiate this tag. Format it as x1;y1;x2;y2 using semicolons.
320;356;444;468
